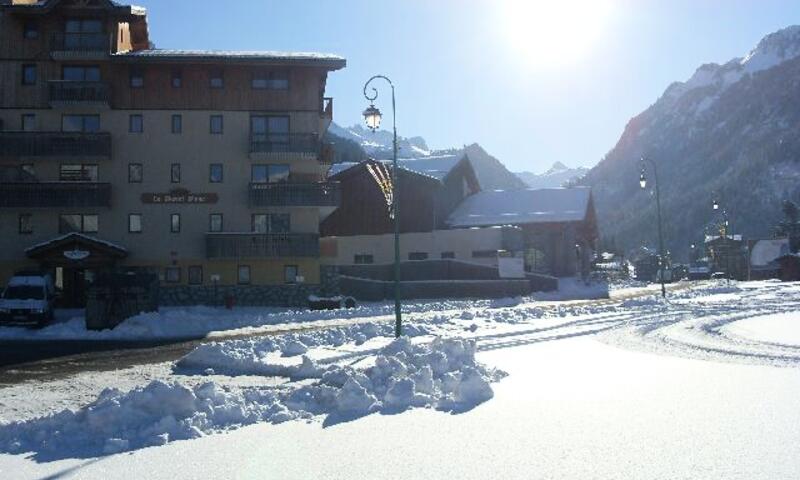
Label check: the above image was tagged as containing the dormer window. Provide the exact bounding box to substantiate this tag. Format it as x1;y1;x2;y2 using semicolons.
23;21;39;40
130;67;144;88
209;69;224;89
64;18;104;50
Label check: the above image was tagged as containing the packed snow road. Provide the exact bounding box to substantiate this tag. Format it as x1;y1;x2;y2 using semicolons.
0;280;686;384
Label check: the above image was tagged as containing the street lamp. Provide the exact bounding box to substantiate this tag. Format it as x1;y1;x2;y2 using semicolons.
363;75;402;338
639;157;667;298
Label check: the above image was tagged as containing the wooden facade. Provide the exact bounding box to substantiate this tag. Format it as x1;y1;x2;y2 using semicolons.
320;155;480;237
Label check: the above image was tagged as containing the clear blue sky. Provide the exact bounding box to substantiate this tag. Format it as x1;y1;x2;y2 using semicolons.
135;0;800;173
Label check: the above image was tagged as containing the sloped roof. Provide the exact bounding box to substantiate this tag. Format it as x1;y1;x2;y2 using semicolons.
2;0;145;15
704;234;743;243
750;238;790;267
114;49;346;69
25;232;127;258
447;187;592;227
328;154;464;182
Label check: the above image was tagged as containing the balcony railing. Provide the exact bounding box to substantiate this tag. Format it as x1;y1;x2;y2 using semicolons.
206;233;320;259
0;182;111;208
322;97;333;119
49;81;110;104
250;133;319;155
249;182;341;207
0;132;111;158
50;32;110;53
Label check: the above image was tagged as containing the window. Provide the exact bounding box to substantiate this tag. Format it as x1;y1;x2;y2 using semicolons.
441;251;456;259
128;163;142;183
66;18;103;34
129;68;144;88
171;70;182;88
165;267;181;283
59;214;98;234
128;213;142;233
188;266;203;285
23;21;39;39
284;265;298;284
252;213;290;233
237;265;251;285
170;163;181;183
210;115;223;134
171;114;182;134
62;65;100;82
62;114;100;132
251;164;290;183
22;65;37;85
472;250;498;258
409;252;429;261
170;213;181;233
252;71;289;90
129;114;143;133
21;114;35;132
209;213;223;233
354;254;374;265
209;69;224;89
251;116;290;148
60;164;98;182
18;214;33;235
209;164;223;183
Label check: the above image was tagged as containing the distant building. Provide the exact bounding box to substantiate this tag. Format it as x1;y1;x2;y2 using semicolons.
749;238;790;280
705;235;747;280
446;187;598;277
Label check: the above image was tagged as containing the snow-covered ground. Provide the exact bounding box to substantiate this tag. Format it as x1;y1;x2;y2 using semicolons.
1;280;799;479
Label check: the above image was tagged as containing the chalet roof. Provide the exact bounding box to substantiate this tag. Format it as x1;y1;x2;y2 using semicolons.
328;154;465;182
446;187;592;228
750;238;790;267
114;49;346;69
1;0;145;16
25;232;127;257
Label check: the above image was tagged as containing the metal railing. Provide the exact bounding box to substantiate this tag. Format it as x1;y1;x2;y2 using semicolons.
50;32;109;52
0;182;111;208
248;181;341;207
0;132;111;158
49;81;110;103
206;233;320;259
249;133;319;154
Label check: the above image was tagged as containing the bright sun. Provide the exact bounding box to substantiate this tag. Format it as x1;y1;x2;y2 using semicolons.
497;0;614;68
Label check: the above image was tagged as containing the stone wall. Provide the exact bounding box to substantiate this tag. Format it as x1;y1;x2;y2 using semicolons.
159;283;322;307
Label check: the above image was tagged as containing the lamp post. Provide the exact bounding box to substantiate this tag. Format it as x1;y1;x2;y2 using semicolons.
639;157;667;298
363;75;402;338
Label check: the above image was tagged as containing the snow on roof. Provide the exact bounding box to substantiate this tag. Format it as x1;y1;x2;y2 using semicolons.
447;187;592;228
704;234;743;243
750;238;790;267
115;49;345;67
328;155;464;182
25;232;128;255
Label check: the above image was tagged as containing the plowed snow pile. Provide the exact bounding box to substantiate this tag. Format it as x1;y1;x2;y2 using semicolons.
0;337;505;459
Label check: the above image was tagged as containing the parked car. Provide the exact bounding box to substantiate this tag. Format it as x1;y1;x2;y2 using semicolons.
0;272;56;328
710;272;728;280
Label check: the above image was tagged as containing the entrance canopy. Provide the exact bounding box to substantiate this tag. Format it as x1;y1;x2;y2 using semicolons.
26;232;127;267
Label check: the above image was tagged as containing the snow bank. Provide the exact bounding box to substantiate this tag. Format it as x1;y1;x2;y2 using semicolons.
0;337;505;459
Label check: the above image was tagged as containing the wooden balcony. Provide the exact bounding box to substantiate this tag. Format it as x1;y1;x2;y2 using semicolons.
49;81;110;107
0;182;111;208
0;132;111;159
248;182;340;207
50;32;110;59
206;233;320;259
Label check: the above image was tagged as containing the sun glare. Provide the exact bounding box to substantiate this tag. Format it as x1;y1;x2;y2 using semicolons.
497;0;614;68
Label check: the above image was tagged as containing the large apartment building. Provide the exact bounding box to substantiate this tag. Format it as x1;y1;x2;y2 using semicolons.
0;0;346;306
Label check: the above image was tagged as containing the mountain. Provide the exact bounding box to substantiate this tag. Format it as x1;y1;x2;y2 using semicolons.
327;123;524;191
579;25;800;258
516;162;589;188
328;123;431;158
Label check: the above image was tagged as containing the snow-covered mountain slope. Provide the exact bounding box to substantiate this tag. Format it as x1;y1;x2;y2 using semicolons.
328;122;431;158
579;25;800;257
516;162;589;188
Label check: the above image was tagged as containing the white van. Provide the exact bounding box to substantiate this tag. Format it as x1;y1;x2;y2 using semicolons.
0;272;56;328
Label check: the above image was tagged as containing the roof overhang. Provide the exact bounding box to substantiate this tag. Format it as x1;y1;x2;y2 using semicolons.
2;0;145;17
111;50;346;70
26;232;128;261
